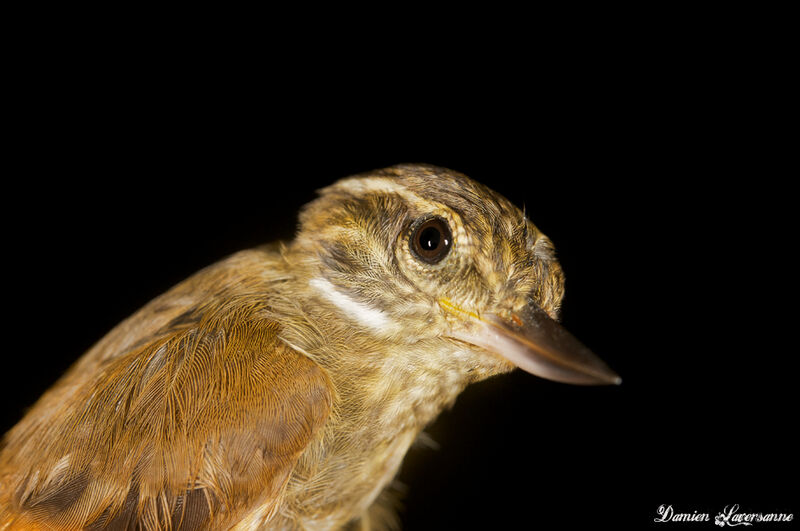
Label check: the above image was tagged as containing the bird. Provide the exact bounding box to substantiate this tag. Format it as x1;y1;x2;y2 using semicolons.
0;163;620;530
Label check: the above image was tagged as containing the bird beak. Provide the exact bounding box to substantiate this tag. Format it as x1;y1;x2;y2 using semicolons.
442;300;621;385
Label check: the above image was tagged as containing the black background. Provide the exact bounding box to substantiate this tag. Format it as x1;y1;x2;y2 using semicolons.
2;21;795;529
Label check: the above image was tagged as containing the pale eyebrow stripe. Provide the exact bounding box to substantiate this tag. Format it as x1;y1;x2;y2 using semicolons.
332;177;431;206
332;177;409;194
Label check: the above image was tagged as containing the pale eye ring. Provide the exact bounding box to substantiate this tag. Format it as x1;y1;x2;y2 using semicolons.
409;217;452;264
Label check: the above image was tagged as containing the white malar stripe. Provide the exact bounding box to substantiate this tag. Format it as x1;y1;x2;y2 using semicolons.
310;277;392;332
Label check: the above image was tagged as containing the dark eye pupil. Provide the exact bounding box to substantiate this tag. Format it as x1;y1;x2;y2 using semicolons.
409;217;452;264
419;226;441;250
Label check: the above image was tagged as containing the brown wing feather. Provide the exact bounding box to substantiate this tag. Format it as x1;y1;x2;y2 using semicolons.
0;251;332;530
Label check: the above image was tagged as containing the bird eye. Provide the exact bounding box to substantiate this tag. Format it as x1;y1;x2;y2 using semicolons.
410;217;452;264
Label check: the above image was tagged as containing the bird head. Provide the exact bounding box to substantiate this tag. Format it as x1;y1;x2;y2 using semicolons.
291;164;619;386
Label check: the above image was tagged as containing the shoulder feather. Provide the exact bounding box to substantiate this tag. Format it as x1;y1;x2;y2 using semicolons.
0;252;332;530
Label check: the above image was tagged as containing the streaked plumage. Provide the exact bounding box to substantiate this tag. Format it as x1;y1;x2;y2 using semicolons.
0;164;618;529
